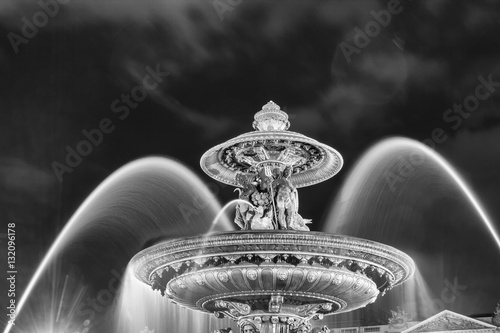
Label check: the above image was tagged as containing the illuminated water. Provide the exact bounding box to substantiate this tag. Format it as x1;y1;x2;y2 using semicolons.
324;137;500;321
7;138;499;333
114;267;235;333
4;157;232;333
114;200;244;333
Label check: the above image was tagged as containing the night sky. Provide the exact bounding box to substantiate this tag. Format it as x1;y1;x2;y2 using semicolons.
1;0;500;332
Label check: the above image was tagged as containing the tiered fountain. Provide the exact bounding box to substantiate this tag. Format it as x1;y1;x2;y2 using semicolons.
131;101;415;333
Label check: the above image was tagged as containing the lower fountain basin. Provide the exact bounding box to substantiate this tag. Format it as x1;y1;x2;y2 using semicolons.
132;230;414;322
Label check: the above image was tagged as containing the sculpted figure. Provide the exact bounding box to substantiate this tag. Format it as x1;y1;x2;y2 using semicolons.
234;165;311;231
271;166;298;229
239;320;259;333
235;173;257;200
258;168;273;192
289;213;311;231
242;325;255;333
275;185;296;229
234;173;257;229
250;206;274;230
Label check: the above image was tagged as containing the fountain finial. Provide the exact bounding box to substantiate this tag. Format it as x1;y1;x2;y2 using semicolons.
253;101;290;131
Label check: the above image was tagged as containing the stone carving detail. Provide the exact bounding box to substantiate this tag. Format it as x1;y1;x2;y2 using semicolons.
295;303;333;317
352;278;363;290
212;328;233;333
222;139;324;174
223;101;345;232
269;296;284;313
238;318;260;333
246;269;258;280
411;311;489;332
176;278;187;290
218;271;229;283
200;101;343;189
290;321;312;333
388;307;411;329
252;100;290;131
193;274;204;286
307;271;319;282
140;231;413;302
215;300;251;317
234;166;311;231
493;300;500;326
234;173;259;230
277;269;288;281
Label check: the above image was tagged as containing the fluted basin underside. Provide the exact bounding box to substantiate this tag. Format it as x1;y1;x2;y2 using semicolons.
131;231;414;322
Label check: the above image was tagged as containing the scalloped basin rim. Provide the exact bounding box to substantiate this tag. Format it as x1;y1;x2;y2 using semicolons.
134;230;412;259
130;230;415;319
132;230;415;284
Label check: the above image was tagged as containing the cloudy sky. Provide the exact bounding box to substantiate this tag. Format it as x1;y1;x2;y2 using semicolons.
1;0;500;332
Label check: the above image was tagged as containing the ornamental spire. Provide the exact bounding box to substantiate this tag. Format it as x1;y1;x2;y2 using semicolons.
252;101;290;131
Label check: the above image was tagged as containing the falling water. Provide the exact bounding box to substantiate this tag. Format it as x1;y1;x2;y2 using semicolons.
9;139;499;332
208;199;252;234
112;199;243;333
114;266;235;333
5;157;232;333
322;137;500;321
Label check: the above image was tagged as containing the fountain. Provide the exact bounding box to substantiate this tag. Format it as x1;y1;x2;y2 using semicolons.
131;101;416;332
